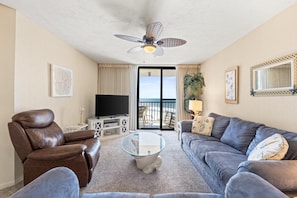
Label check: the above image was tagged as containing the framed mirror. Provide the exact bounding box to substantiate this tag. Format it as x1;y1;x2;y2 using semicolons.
250;53;297;96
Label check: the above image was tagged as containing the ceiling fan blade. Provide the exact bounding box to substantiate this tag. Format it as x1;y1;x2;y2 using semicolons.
146;22;163;40
157;38;186;47
127;46;143;53
153;46;164;57
114;34;144;43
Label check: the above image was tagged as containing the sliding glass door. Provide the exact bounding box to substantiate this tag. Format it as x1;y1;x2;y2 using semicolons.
137;67;176;130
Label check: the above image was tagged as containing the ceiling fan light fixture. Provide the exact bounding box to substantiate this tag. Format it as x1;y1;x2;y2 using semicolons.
143;44;156;54
115;22;186;56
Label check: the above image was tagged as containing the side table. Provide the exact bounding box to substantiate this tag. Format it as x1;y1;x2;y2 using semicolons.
65;124;88;133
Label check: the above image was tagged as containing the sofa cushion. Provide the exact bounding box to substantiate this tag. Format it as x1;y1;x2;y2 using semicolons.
248;133;289;160
220;118;263;154
208;113;231;139
182;133;219;147
246;126;297;160
205;152;247;185
190;140;242;161
192;116;215;136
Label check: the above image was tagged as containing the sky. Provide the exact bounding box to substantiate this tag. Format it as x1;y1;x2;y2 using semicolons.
139;76;176;99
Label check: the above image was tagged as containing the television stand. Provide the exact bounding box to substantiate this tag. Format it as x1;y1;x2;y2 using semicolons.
88;115;129;139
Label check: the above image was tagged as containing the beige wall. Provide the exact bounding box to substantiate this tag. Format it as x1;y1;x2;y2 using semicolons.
0;5;98;188
0;5;16;189
201;3;297;132
15;13;98;126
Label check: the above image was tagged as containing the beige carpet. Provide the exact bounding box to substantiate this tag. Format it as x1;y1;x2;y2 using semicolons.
80;131;211;195
0;131;211;197
0;181;23;198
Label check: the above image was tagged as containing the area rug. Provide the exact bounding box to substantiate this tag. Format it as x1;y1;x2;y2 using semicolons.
80;131;212;195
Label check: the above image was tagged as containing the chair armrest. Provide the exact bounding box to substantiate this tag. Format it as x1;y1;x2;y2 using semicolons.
238;160;297;191
180;120;193;133
11;167;79;198
27;144;87;161
64;130;95;142
226;172;287;198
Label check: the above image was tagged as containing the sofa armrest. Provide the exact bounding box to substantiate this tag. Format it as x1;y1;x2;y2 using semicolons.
64;130;95;142
27;144;87;161
238;160;297;192
11;167;79;198
226;172;287;198
180;120;193;133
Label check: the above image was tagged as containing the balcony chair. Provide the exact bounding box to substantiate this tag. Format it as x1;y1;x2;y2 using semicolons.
8;109;101;187
164;111;176;129
138;106;149;125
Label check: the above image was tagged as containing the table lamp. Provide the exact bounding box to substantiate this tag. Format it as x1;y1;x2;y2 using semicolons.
189;100;203;117
79;107;85;125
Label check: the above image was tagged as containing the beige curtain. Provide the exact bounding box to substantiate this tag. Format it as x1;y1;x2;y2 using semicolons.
98;64;131;94
129;65;138;130
176;64;201;122
98;64;201;128
98;64;138;130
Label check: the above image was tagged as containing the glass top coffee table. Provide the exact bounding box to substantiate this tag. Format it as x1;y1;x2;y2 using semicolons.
121;132;166;174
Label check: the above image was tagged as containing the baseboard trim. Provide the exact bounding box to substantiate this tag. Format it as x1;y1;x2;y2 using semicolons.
15;176;23;184
0;180;15;190
0;176;23;190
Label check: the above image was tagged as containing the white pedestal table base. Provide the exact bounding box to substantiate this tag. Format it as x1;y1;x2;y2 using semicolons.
134;153;162;174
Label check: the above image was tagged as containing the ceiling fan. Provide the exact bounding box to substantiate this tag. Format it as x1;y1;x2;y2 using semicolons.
114;22;186;56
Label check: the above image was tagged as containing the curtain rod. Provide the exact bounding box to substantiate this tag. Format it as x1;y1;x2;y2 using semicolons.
98;64;132;68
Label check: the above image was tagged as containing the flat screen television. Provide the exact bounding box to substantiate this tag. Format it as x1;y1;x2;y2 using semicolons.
95;94;129;117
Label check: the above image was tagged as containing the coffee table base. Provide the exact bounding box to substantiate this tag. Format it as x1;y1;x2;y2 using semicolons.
135;153;162;174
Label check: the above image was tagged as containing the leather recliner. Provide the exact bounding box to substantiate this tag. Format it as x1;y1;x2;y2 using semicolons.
8;109;101;187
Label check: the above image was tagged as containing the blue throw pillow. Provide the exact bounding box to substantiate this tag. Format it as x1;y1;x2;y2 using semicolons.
208;113;231;139
220;117;263;154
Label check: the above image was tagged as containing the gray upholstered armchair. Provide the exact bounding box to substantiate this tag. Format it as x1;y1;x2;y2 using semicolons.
8;109;101;187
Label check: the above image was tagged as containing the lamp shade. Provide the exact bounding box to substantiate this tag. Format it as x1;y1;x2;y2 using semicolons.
189;100;203;112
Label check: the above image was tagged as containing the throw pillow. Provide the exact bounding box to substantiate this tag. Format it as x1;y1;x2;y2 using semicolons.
192;116;215;136
248;133;289;160
220;117;263;154
208;113;231;139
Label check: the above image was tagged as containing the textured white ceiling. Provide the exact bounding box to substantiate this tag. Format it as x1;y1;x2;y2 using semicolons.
1;0;297;65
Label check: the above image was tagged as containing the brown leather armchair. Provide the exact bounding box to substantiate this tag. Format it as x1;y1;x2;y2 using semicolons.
8;109;100;187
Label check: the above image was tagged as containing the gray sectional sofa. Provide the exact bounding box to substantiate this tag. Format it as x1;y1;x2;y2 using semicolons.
180;112;297;195
11;167;287;198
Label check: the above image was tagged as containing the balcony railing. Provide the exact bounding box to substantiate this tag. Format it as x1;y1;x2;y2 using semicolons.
138;99;176;129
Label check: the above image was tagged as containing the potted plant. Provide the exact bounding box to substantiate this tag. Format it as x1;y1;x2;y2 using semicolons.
184;72;205;112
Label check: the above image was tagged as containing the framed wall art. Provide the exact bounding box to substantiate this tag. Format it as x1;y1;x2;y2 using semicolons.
51;64;73;97
225;66;239;104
